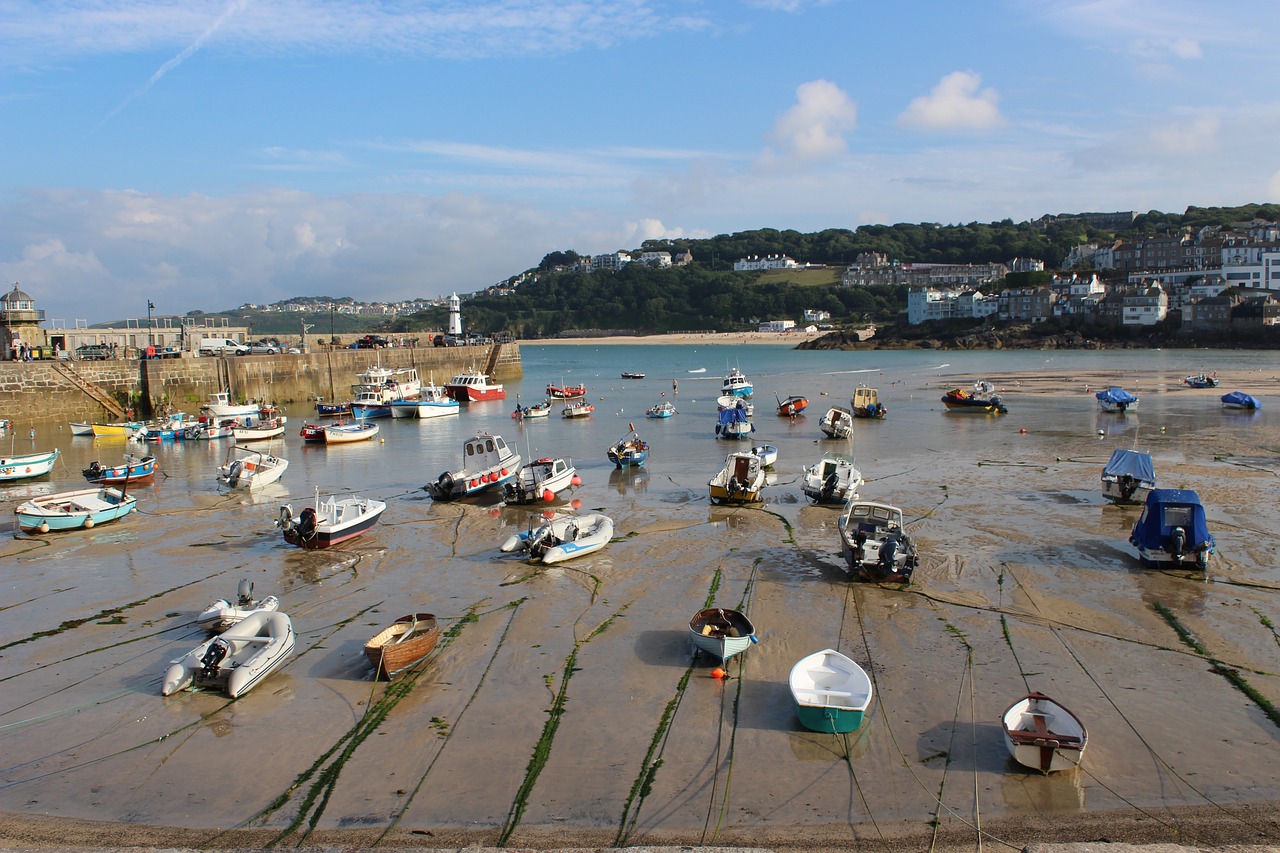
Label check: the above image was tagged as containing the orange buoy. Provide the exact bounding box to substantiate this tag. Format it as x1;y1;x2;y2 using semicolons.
1019;427;1026;434
469;479;479;489
571;498;582;509
500;468;509;477
571;475;582;486
542;489;555;503
711;667;727;679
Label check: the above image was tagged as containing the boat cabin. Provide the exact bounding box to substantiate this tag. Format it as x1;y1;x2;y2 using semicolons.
465;433;512;467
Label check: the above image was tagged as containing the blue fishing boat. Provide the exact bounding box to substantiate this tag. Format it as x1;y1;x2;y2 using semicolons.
15;486;137;534
607;428;649;468
1095;386;1139;413
1183;373;1219;389
646;401;677;419
789;648;873;734
1221;391;1262;410
1129;489;1214;571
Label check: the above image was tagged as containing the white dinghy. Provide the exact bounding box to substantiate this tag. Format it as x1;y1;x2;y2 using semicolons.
501;512;613;564
195;579;281;633
163;609;295;698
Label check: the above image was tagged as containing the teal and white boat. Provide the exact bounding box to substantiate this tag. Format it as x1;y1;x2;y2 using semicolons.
789;648;873;734
0;448;60;482
15;486;137;534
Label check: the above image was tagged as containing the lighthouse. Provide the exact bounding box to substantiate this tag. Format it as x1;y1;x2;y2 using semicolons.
448;292;462;335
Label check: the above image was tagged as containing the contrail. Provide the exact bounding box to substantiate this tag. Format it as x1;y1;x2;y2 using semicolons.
97;0;250;128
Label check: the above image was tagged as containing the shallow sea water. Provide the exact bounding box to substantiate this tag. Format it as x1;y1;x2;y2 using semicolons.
1;344;1278;846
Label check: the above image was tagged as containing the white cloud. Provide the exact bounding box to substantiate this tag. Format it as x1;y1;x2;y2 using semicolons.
1148;113;1220;156
761;80;857;165
898;71;1004;132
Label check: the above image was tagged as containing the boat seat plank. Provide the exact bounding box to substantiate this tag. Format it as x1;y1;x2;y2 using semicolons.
1007;729;1082;745
72;497;115;512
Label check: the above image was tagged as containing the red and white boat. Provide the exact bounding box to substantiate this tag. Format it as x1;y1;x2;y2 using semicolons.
546;382;586;399
445;370;506;402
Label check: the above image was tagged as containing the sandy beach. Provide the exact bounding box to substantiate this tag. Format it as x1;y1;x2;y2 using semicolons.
1;353;1278;851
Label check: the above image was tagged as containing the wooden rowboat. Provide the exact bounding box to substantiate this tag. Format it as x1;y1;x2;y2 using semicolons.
364;613;440;679
1001;691;1087;773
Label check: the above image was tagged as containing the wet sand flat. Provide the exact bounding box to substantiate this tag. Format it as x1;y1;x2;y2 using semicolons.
1;361;1278;851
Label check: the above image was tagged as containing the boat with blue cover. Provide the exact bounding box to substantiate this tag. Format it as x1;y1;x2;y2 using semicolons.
715;404;754;439
1095;386;1139;413
1101;448;1155;505
1221;391;1262;410
1129;488;1214;571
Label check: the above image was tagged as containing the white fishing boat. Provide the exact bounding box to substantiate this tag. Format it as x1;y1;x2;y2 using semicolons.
195;579;281;633
721;366;753;397
500;512;614;564
512;398;553;420
0;448;60;482
217;445;289;491
708;451;766;504
234;414;289;440
750;443;778;467
276;490;387;549
801;454;863;505
424;432;521;501
162;609;295;699
14;486;137;534
68;421;95;437
789;648;874;734
818;406;854;440
646;401;678;419
717;394;754;417
837;500;917;582
323;420;380;444
561;399;594;419
390;380;458;418
1001;692;1088;774
201;391;261;419
503;456;579;505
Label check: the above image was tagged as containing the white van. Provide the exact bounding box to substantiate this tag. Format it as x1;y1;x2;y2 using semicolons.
197;337;249;356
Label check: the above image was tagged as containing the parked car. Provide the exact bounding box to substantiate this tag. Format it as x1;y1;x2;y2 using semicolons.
75;344;111;361
197;338;250;356
353;335;390;349
247;341;280;354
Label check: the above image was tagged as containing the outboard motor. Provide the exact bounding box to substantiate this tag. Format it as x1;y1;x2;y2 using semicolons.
236;579;255;608
880;534;899;572
821;472;839;502
200;637;231;679
297;507;317;541
1170;526;1187;563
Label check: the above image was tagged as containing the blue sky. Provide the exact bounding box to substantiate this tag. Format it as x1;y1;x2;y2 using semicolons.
3;0;1278;324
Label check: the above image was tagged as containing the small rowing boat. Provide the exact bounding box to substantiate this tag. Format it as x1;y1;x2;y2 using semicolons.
1001;692;1087;774
364;613;440;679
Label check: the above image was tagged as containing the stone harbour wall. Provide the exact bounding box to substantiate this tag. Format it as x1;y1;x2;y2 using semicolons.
0;343;521;426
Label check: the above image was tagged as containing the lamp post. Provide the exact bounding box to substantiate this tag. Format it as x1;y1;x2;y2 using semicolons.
330;302;335;348
147;300;155;349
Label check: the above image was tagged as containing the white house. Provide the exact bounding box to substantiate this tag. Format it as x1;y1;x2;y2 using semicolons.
1122;284;1169;326
758;319;796;333
592;251;631;272
734;254;798;271
803;309;831;322
638;251;672;268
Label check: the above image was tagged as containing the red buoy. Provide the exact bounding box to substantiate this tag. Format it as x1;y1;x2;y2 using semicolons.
542;489;555;503
571;475;582;486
